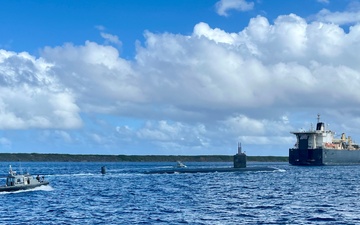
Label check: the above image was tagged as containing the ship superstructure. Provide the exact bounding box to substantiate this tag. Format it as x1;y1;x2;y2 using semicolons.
289;114;360;165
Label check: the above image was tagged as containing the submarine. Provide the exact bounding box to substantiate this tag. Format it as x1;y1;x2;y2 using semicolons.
144;143;278;174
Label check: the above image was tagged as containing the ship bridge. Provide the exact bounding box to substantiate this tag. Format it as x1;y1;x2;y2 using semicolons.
291;120;334;150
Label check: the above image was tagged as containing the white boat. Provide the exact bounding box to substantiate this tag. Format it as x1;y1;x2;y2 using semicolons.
0;165;49;192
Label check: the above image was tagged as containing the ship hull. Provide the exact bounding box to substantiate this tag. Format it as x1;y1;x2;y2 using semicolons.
0;181;49;192
289;148;360;165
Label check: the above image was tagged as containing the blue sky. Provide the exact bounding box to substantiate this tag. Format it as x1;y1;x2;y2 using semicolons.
1;0;360;156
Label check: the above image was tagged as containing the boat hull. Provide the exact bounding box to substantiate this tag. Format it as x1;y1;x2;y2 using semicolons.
0;181;49;192
289;148;360;165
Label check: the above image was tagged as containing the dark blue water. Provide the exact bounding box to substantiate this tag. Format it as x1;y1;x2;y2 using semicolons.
0;161;359;224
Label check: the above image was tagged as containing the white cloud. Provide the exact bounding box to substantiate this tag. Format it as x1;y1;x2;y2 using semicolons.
133;16;360;113
215;0;254;16
4;10;360;154
194;22;238;44
220;114;293;146
95;25;106;31
96;25;122;46
100;32;122;46
136;120;208;146
317;0;329;4
41;41;144;114
315;9;360;25
54;130;73;143
0;50;82;129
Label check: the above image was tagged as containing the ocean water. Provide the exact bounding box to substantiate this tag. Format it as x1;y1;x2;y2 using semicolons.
0;161;360;225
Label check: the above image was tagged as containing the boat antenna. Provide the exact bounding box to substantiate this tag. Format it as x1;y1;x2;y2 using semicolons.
19;160;23;175
317;114;320;123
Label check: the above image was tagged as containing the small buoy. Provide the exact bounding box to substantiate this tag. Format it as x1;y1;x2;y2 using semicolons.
101;166;106;174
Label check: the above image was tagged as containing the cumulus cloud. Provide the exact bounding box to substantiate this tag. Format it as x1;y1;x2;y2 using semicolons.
3;10;360;154
135;14;360;113
125;14;360;153
315;8;360;25
215;0;254;16
41;41;143;114
0;50;81;129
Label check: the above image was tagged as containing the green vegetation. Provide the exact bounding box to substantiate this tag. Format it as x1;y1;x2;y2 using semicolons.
0;153;288;162
247;156;288;162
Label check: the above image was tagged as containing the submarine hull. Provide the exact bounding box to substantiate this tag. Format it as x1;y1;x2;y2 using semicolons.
144;166;277;174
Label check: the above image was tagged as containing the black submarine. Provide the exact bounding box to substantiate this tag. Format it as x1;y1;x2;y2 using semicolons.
144;143;278;174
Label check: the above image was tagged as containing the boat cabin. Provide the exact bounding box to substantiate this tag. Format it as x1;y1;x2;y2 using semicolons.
6;166;40;187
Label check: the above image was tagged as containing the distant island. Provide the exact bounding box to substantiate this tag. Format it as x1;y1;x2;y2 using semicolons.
0;153;288;162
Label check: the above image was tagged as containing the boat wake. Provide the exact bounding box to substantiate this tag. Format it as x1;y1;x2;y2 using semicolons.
0;185;54;194
251;167;285;173
33;185;54;192
49;173;96;177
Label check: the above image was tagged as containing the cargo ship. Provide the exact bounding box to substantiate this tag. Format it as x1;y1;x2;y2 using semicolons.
289;114;360;165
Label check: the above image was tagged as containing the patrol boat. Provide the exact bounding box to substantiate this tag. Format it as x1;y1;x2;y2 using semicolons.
0;165;49;192
289;114;360;165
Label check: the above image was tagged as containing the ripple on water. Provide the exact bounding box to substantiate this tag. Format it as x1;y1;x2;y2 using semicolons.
1;162;360;224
